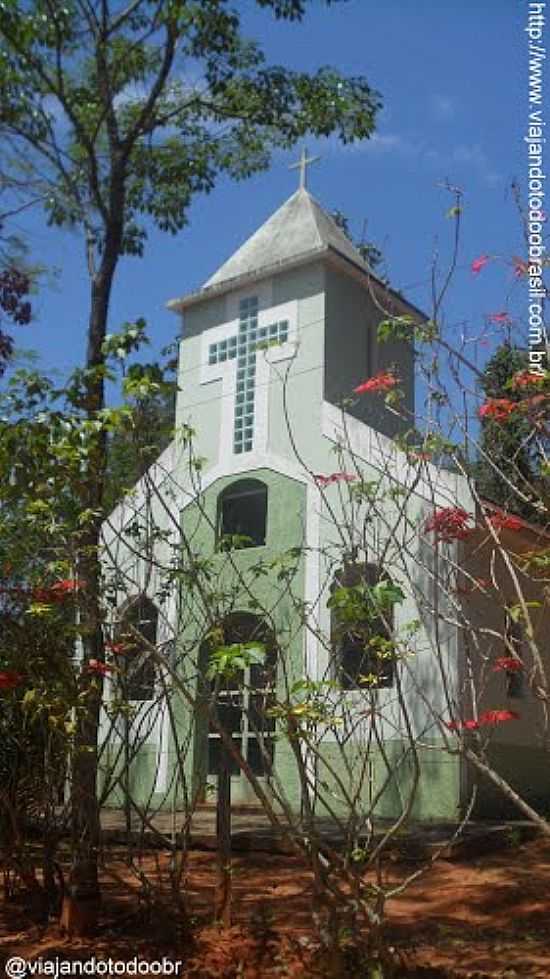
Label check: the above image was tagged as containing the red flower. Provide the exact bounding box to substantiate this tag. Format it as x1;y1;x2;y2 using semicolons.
478;398;517;422
486;311;510;324
314;474;332;488
354;370;398;395
488;513;524;532
50;578;86;595
407;451;432;463
446;718;480;731
425;507;473;542
446;709;520;731
314;472;357;488
511;370;545;390
331;472;357;483
86;659;113;677
471;254;491;275
105;641;128;655
493;657;523;673
30;578;86;604
479;709;520;725
0;670;24;691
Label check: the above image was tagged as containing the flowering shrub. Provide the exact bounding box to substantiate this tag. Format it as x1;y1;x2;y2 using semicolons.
353;370;398;395
424;507;473;542
478;398;517;422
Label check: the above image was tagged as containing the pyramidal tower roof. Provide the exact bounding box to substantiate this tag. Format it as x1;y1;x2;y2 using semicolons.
203;187;368;290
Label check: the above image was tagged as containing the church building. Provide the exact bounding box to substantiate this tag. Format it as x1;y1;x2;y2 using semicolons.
100;159;547;825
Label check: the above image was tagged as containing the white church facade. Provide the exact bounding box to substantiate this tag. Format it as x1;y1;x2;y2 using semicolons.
99;170;548;824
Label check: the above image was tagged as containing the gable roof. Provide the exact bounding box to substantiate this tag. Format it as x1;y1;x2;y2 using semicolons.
167;186;425;321
202;187;369;289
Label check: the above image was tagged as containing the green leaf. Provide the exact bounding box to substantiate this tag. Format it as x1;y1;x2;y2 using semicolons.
371;580;405;608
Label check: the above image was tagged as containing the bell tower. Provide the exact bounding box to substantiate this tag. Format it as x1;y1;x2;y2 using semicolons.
167;160;418;474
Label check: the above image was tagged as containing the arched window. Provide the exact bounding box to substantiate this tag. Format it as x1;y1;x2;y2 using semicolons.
217;478;267;550
330;563;395;689
115;596;158;701
200;612;276;777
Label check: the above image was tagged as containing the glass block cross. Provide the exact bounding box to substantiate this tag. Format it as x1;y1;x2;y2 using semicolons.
207;297;289;454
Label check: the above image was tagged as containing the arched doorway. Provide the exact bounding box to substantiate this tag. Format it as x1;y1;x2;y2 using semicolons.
199;612;276;805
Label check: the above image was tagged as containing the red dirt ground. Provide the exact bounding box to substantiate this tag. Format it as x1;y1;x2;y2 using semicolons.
1;837;550;978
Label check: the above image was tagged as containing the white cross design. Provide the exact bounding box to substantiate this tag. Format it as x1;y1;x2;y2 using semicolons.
206;297;290;455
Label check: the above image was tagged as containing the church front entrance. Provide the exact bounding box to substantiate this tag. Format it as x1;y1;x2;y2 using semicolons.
202;612;276;807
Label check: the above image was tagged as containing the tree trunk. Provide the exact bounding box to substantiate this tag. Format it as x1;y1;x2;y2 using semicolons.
63;212;124;936
215;747;232;927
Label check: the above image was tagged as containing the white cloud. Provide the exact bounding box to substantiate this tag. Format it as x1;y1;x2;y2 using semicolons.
451;144;502;186
299;129;502;187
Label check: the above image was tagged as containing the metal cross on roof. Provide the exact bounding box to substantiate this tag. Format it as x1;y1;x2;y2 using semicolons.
289;146;320;190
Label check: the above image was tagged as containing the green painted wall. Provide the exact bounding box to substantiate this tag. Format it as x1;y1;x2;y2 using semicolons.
178;467;308;812
324;263;415;439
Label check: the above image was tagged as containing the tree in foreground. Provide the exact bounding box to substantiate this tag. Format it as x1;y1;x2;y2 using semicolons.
0;0;381;934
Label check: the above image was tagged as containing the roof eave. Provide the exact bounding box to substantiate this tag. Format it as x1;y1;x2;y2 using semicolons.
324;248;427;322
166;244;328;313
167;243;426;322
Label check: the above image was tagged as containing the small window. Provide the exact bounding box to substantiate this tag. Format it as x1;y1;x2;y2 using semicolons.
330;563;395;690
115;597;157;701
217;479;267;550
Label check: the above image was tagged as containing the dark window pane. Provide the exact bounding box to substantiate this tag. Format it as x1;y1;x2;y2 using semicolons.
340;639;393;689
124;658;156;700
247;737;273;775
250;660;275;689
249;692;276;734
214;697;243;735
208;737;242;776
115;596;158;700
218;479;267;548
331;564;395;690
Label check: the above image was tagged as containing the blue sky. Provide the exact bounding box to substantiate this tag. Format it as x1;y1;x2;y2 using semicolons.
5;0;528;396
